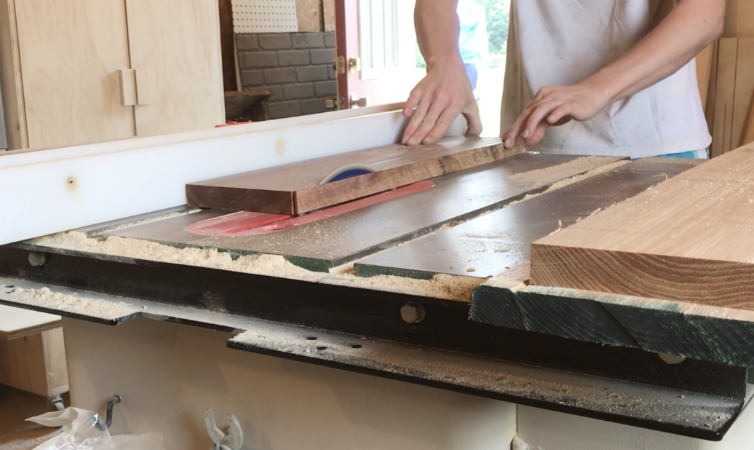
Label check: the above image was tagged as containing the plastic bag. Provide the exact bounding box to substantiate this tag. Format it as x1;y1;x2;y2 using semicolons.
27;407;165;450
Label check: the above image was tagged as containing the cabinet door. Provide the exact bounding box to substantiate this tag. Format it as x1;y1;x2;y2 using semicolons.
14;0;135;149
125;0;225;136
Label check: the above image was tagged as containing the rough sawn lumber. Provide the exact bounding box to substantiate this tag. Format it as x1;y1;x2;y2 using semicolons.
530;142;754;310
186;136;518;214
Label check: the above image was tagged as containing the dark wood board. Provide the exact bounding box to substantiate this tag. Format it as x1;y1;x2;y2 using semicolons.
356;158;700;279
186;137;519;214
111;154;623;270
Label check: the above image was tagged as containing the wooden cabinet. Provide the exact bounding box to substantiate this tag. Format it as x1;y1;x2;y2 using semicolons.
0;0;224;150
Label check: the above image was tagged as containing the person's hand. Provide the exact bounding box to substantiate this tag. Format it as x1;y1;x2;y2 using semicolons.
402;57;482;145
503;83;611;148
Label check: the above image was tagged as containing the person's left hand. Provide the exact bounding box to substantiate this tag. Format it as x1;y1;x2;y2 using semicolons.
503;83;611;148
402;56;482;146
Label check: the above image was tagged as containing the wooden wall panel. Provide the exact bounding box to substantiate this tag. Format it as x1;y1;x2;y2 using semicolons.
710;38;739;157
695;43;715;113
323;0;336;32
744;92;754;145
709;38;754;156
296;0;322;32
724;0;754;38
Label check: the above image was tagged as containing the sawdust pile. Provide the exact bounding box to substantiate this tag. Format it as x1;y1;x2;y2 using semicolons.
323;273;480;302
508;156;624;187
28;232;483;302
30;232;320;281
508;160;629;206
8;286;137;320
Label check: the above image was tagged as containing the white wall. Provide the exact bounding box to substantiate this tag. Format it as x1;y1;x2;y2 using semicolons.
63;317;516;450
516;399;754;450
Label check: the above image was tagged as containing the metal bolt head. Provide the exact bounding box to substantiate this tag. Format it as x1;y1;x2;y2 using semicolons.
28;252;46;267
658;353;686;365
400;303;426;324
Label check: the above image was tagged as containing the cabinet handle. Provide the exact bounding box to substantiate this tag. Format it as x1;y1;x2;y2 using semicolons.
117;69;137;106
135;70;150;106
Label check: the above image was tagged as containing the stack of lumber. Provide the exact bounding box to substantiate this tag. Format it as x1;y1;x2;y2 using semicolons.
529;141;754;309
700;38;754;157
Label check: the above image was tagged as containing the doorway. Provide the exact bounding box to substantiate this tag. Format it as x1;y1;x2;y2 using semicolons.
335;0;509;138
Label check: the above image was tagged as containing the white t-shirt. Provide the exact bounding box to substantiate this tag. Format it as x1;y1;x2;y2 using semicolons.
501;0;711;158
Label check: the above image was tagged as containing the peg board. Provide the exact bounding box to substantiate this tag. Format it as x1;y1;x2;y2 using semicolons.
232;0;298;33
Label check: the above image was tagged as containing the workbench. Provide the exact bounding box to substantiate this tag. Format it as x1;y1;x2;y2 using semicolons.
0;106;752;449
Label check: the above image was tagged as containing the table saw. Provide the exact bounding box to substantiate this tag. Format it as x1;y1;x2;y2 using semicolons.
0;105;752;450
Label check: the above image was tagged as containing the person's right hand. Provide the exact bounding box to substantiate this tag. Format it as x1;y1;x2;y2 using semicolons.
401;56;482;146
502;83;610;148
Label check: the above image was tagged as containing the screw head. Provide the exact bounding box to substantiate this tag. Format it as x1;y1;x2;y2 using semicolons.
28;252;46;267
658;353;686;365
400;303;426;324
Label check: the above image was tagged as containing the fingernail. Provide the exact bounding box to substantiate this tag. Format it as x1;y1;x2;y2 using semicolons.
504;139;512;148
523;129;530;138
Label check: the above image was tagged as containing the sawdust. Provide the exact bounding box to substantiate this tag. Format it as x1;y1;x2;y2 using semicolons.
509;157;625;186
321;273;481;302
5;286;137;321
86;208;201;236
27;232;484;301
29;231;321;282
509;160;630;205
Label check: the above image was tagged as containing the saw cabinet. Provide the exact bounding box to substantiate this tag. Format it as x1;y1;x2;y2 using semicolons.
0;0;224;150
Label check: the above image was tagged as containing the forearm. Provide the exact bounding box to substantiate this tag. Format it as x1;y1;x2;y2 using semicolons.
415;0;462;68
403;0;481;145
585;0;724;104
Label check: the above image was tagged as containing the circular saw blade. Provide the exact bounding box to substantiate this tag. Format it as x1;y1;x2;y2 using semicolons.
318;164;375;185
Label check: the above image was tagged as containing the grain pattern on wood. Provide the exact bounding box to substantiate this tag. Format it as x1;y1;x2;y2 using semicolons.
186;137;519;214
530;142;754;310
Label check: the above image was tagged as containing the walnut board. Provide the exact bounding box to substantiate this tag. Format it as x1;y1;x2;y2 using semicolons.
530;142;754;310
186;137;516;215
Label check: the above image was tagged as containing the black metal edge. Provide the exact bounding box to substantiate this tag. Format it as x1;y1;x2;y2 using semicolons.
0;245;748;440
226;321;745;441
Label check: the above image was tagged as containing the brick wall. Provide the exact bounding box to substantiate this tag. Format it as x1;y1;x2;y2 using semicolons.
237;32;337;120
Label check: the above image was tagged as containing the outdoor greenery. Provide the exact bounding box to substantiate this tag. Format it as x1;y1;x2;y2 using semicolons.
480;0;510;67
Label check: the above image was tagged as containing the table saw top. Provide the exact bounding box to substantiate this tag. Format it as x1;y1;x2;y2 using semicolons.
1;152;750;441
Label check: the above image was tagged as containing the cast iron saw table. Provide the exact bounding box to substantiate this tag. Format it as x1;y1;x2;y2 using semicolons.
0;151;750;441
